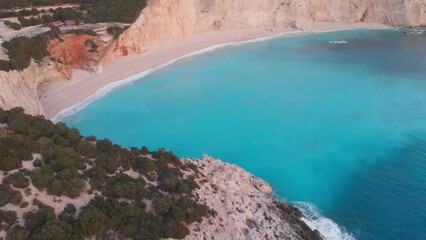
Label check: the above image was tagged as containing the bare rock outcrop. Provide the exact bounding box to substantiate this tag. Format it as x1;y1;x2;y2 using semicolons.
0;61;71;115
48;34;105;70
183;155;322;240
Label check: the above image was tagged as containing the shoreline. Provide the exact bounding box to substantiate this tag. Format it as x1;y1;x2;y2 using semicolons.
40;22;390;122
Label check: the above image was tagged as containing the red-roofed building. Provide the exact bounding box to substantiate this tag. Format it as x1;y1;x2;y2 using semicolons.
64;20;77;26
50;21;64;27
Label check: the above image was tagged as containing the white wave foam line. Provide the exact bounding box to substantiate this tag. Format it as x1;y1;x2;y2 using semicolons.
293;201;355;240
51;30;306;123
329;40;347;44
51;27;394;122
310;26;393;34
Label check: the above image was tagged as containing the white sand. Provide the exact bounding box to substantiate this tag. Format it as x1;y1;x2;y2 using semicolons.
39;22;390;120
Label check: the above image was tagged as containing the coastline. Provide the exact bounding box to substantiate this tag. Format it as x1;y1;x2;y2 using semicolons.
40;22;390;122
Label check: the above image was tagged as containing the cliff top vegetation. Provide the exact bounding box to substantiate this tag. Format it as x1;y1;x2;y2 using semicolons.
0;107;212;240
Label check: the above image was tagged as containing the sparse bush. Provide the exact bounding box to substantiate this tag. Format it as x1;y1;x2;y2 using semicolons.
0;157;21;171
3;172;30;189
24;206;55;232
7;225;30;240
33;159;42;167
0;184;22;206
58;204;76;223
76;140;96;157
31;165;54;190
42;147;86;172
49;169;85;198
140;145;149;155
1;34;51;71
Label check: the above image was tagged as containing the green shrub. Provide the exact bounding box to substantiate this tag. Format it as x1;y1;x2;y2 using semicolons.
49;169;85;198
7;226;29;240
140;145;149;155
2;210;17;226
77;204;111;237
0;108;7;122
3;172;30;189
0;184;22;206
133;157;156;174
101;173;145;199
10;22;22;30
87;166;107;190
58;204;76;223
76;140;96;157
2;34;50;71
31;221;72;240
0;157;21;171
41;14;54;23
36;137;54;153
42;147;86;172
33;159;43;168
8;117;31;134
67;29;98;36
31;165;54;190
24;206;55;232
83;0;148;23
96;153;118;174
107;26;125;39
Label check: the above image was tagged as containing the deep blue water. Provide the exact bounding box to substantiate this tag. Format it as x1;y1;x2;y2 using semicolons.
64;29;426;240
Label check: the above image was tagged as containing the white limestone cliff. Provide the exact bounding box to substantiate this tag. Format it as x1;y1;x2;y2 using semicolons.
110;0;426;57
0;61;71;115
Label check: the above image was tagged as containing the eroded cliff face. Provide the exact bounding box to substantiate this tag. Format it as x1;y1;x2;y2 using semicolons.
48;34;105;70
0;61;71;115
110;0;426;57
0;33;106;115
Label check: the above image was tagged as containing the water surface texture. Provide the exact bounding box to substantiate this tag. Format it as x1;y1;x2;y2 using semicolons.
65;30;426;240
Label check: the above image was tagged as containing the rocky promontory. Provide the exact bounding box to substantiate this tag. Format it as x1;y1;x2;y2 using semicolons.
0;108;321;239
184;155;322;240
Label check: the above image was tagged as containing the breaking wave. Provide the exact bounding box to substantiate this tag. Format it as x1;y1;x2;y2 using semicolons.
294;201;355;240
329;40;348;44
51;30;305;123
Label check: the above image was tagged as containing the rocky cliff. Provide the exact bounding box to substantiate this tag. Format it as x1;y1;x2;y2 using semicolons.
110;0;426;56
0;33;105;115
0;61;71;116
184;155;322;240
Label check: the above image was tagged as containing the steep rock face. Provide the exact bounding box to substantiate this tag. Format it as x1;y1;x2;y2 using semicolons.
110;0;426;57
183;155;322;240
0;33;105;115
0;61;71;115
48;34;105;70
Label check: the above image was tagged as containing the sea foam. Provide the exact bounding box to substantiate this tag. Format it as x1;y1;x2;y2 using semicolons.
52;28;392;123
51;30;306;123
294;202;355;240
329;40;347;44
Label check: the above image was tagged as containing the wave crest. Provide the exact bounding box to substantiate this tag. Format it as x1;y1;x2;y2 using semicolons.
329;40;347;44
51;30;305;123
293;201;355;240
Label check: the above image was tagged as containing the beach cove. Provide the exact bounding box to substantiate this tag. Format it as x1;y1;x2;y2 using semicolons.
38;22;389;121
63;27;426;239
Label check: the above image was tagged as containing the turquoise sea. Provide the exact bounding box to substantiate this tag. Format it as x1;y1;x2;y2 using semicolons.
64;29;426;240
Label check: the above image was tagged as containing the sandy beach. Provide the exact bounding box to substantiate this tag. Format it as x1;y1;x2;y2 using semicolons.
39;22;390;120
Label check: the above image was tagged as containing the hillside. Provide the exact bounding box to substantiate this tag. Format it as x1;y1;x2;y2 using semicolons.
0;107;321;239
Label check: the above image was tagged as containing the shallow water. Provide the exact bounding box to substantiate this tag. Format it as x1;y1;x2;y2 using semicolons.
65;29;426;240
